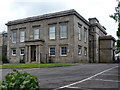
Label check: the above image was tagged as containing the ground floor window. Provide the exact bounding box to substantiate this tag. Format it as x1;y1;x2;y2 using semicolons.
78;46;82;55
49;47;55;56
84;47;87;56
12;49;16;56
61;46;67;56
20;49;24;55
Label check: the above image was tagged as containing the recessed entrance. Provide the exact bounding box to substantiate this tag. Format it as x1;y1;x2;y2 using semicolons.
31;45;36;62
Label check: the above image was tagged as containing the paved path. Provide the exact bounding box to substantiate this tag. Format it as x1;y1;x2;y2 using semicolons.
1;64;120;89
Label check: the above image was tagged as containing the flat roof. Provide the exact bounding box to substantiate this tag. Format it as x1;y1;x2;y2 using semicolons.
99;35;116;42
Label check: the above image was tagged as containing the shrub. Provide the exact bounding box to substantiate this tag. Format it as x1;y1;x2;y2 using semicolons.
0;69;40;89
0;54;9;63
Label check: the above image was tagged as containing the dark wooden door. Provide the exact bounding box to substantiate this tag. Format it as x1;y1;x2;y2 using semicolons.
31;45;36;61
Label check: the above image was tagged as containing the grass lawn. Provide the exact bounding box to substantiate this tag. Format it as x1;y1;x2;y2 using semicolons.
0;63;73;69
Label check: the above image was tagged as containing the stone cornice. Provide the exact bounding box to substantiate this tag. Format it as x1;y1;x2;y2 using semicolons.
6;9;90;26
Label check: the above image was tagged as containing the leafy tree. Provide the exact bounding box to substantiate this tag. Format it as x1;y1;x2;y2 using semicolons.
0;54;9;63
110;1;120;53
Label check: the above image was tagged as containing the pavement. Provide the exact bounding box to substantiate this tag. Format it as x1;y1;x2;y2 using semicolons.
0;63;120;90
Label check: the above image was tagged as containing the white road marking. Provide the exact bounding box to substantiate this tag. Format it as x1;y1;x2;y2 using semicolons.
67;86;79;88
93;79;120;83
53;66;119;90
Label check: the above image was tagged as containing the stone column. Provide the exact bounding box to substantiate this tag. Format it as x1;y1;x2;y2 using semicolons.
39;45;41;63
29;45;31;63
25;46;28;63
36;45;38;63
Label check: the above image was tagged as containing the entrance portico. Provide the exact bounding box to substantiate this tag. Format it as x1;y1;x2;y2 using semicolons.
25;39;44;63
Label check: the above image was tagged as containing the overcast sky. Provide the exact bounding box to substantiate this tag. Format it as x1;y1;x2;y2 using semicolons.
0;0;118;39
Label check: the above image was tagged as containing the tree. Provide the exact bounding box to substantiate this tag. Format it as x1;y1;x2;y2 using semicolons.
110;1;120;53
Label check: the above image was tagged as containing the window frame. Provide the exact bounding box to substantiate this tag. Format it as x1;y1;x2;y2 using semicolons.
84;47;87;56
78;46;82;55
60;46;67;56
78;26;81;40
60;23;67;39
34;27;39;40
49;26;55;40
20;30;25;42
20;49;24;55
84;29;87;43
49;47;55;56
12;49;16;56
12;31;17;43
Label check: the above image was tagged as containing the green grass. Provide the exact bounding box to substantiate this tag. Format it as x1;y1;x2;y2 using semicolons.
0;63;73;69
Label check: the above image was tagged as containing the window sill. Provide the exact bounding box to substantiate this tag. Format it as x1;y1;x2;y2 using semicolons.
60;55;67;57
49;55;55;57
12;42;16;44
60;38;68;40
20;41;25;43
12;54;16;56
49;39;56;41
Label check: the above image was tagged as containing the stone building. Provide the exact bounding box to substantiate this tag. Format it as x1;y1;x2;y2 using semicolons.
6;9;116;63
89;18;116;63
99;35;116;62
0;32;7;56
0;32;7;64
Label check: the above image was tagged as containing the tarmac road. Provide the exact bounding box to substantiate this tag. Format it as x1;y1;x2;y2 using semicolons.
1;64;120;90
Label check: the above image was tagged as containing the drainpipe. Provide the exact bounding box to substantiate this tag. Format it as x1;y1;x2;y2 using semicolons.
92;35;95;63
89;33;94;63
99;37;100;63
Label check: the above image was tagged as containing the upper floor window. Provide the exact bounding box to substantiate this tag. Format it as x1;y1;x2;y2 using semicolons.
84;29;87;43
78;26;81;40
60;46;67;56
92;28;94;32
34;28;39;39
12;32;16;43
20;30;25;42
49;47;55;56
49;26;55;39
60;24;67;38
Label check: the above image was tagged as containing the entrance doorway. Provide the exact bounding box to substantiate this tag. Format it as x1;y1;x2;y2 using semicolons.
31;45;36;62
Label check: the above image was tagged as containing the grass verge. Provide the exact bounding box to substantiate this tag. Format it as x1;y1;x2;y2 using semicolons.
0;63;73;69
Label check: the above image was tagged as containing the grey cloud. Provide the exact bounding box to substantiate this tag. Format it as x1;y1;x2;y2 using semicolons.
10;2;69;17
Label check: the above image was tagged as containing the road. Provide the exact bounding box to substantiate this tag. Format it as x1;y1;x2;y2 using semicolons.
1;64;120;90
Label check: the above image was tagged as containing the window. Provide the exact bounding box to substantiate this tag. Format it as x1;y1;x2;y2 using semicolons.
61;46;67;56
20;49;24;55
12;32;16;43
84;48;87;56
20;30;25;42
60;24;67;38
92;28;94;32
78;46;82;55
84;30;87;42
0;37;2;43
78;26;81;40
49;47;55;56
49;26;55;39
12;49;16;56
34;28;39;39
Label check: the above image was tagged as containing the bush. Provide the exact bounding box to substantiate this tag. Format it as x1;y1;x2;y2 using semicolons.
0;54;9;63
0;69;40;89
